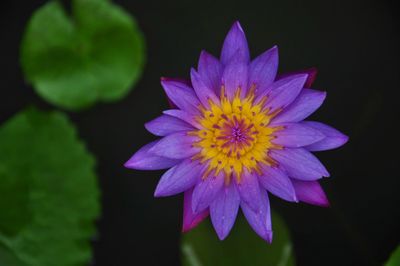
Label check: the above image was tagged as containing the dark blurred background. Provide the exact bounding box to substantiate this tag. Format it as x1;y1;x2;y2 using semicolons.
1;0;399;265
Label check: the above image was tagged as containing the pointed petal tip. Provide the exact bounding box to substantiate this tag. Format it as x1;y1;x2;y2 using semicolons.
199;50;218;62
160;78;168;87
154;184;180;198
160;78;176;89
123;160;133;169
124;154;141;170
160;77;172;84
199;49;207;57
182;211;209;233
308;67;318;74
311;198;330;207
317;185;330;207
160;77;180;85
161;77;191;86
261;45;279;59
153;186;164;198
270;45;279;56
271;148;328;181
213;213;232;241
257;230;273;245
293;195;299;203
153;190;162;198
221;21;250;64
303;122;349;151
280;73;308;85
342;134;350;145
264;230;273;243
320;159;331;177
190;67;197;77
267;45;278;54
143;121;152;133
124;141;181;171
312;90;327;104
233;20;244;31
321;199;330;207
277;67;318;88
181;219;203;233
292;180;330;207
310;196;330;207
216;228;229;240
124;157;146;170
182;188;210;233
297;73;309;82
182;222;197;233
272;122;326;148
321;91;327;101
323;169;330;178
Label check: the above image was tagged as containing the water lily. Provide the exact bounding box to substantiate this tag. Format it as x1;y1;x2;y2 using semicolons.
125;21;348;242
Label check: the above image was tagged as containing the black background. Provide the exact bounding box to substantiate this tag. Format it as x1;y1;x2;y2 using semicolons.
1;0;399;265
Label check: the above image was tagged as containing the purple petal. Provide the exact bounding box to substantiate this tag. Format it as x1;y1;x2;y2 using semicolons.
210;181;240;240
291;179;330;207
149;131;200;159
182;188;209;232
270;148;330;180
198;51;223;95
163;109;201;129
249;46;279;95
220;21;250;65
192;172;225;213
258;74;308;114
302;121;349;151
145;115;194;136
236;169;263;212
190;68;220;108
221;55;248;100
272;89;326;124
162;79;192;109
258;166;297;202
162;77;192;87
277;67;318;88
161;78;200;114
161;77;192;109
241;189;273;243
124;141;180;170
272;122;325;148
154;159;203;197
162;78;189;108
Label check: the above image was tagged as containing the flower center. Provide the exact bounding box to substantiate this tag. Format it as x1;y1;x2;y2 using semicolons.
192;88;281;182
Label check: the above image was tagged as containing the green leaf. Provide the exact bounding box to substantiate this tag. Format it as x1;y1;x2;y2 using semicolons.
385;245;400;266
0;244;26;266
181;212;295;266
0;108;100;266
21;0;145;111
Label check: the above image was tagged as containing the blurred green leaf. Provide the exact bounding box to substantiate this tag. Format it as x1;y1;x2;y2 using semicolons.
0;163;32;236
21;0;145;111
385;245;400;266
0;108;100;266
0;244;26;266
181;212;295;266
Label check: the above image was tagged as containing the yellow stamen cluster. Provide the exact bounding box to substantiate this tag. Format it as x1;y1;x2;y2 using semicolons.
191;88;282;183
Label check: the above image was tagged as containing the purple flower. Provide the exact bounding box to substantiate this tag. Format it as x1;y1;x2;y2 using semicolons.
125;21;348;242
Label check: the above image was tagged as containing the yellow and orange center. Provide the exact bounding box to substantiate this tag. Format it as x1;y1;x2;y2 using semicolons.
191;88;282;183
